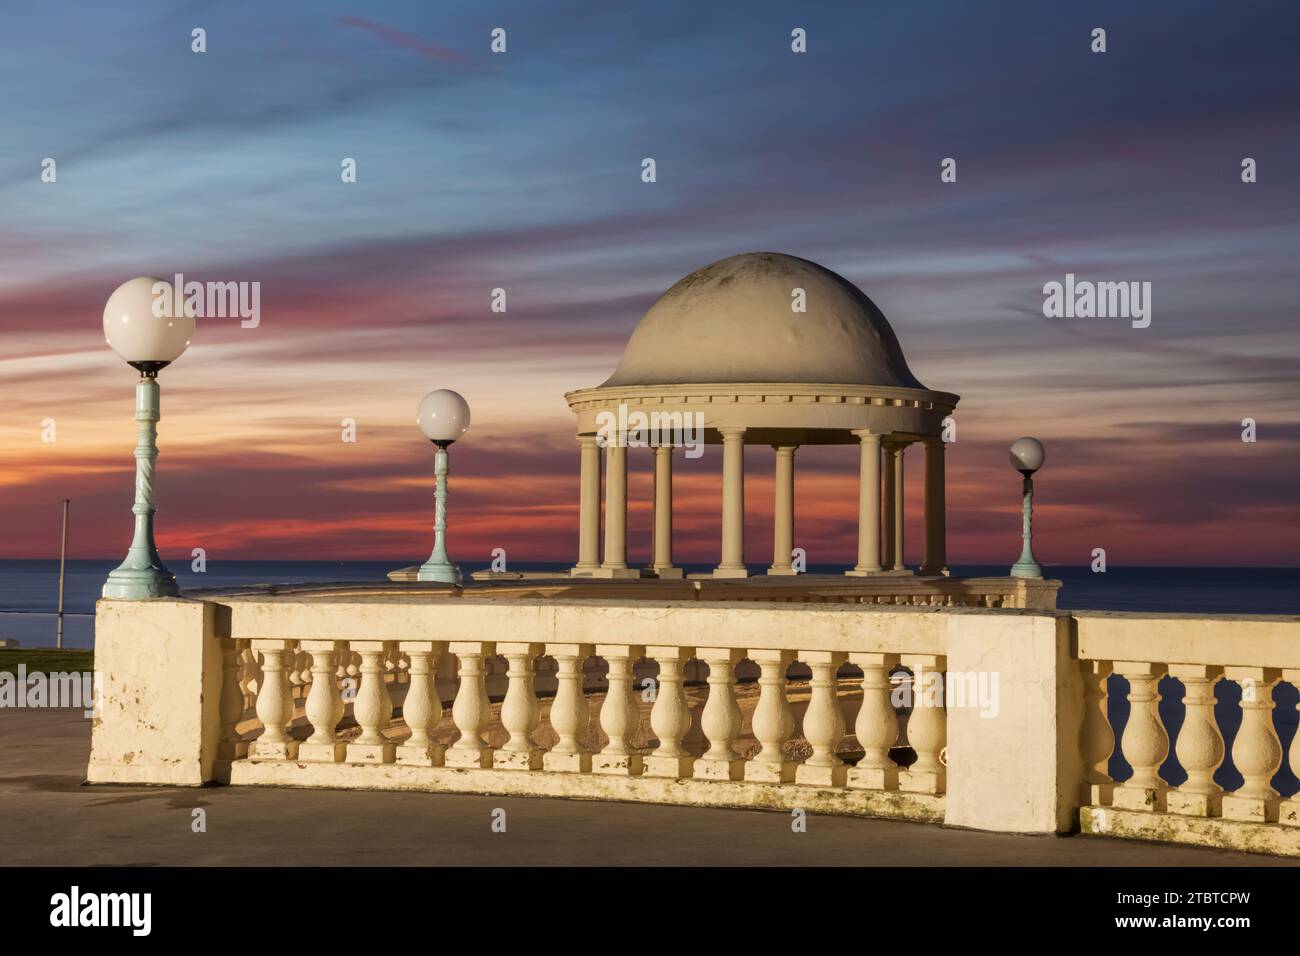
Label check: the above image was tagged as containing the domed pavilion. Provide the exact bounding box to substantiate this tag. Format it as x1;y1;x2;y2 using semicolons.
565;252;959;579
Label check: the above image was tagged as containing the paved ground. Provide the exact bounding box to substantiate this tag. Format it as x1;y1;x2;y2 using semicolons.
1;709;1294;867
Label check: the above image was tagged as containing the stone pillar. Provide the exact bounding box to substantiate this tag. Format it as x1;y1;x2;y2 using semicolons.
600;438;630;575
571;435;601;575
890;441;909;571
651;444;682;578
846;430;882;576
714;427;748;578
921;437;948;575
768;445;797;575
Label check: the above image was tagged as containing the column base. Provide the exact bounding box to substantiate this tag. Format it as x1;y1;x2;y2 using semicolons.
345;741;396;764
444;746;493;769
298;741;347;763
568;564;602;578
493;748;544;771
592;752;644;776
102;564;179;600
847;765;899;790
765;566;798;577
584;566;645;579
644;754;696;778
650;566;684;579
249;739;299;762
1222;793;1280;823
712;566;749;579
543;751;592;773
396;743;446;767
745;759;797;783
795;762;847;788
899;768;945;794
694;758;745;781
417;561;462;584
1010;561;1043;579
1112;783;1169;812
1167;789;1224;817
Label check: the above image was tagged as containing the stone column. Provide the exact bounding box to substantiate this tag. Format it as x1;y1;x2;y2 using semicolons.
768;445;797;575
651;444;682;578
889;441;909;572
714;427;748;578
921;437;948;575
846;430;882;576
600;438;629;574
571;435;601;575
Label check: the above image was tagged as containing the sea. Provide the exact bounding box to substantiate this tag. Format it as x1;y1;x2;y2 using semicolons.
1;559;1294;651
1;559;1295;791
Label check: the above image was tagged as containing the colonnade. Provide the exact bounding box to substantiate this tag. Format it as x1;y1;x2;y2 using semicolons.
573;430;948;578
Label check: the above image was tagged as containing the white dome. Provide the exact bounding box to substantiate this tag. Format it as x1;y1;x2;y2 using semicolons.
602;253;925;389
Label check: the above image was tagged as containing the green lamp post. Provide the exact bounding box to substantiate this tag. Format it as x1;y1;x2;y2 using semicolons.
1009;436;1045;579
416;389;471;584
101;277;195;599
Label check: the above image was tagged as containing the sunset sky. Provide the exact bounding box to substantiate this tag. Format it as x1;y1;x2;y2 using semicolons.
2;0;1297;567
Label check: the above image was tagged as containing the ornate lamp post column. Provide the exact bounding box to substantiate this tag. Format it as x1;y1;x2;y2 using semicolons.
1009;437;1045;579
101;277;194;599
416;389;471;584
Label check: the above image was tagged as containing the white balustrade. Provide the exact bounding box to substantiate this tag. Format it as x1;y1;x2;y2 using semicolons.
899;654;946;794
695;648;744;781
397;641;445;766
593;645;644;776
745;649;795;783
250;640;297;761
495;643;543;770
795;651;847;787
445;642;495;768
346;642;396;764
543;643;593;773
299;641;347;763
847;652;899;790
645;646;696;779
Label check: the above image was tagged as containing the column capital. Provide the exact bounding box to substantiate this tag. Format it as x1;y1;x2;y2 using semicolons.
923;435;946;449
717;426;747;439
770;443;798;455
577;433;600;448
850;428;881;442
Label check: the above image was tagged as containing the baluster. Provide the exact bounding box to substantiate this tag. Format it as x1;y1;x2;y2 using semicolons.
217;640;248;760
397;641;445;766
1079;660;1115;805
645;647;696;778
543;643;593;772
593;645;645;775
240;646;260;713
299;641;347;762
847;652;900;790
1222;667;1282;822
494;643;543;769
694;648;744;781
1167;664;1224;816
899;654;946;793
250;640;297;760
745;649;795;783
1112;661;1169;811
796;651;847;787
1282;669;1300;827
445;641;495;768
346;642;396;764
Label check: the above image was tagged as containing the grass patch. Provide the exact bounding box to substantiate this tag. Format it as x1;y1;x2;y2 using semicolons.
0;648;94;675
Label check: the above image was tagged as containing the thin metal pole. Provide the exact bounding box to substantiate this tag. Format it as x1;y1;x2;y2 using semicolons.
56;498;69;649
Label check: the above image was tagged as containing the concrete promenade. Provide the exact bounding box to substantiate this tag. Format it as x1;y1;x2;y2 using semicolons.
1;709;1293;867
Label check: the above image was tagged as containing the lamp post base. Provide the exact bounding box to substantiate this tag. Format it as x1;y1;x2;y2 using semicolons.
102;564;179;599
1010;560;1043;579
417;561;462;585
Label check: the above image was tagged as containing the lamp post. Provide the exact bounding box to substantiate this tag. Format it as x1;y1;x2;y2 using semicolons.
1009;437;1045;579
101;277;195;599
416;389;471;584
